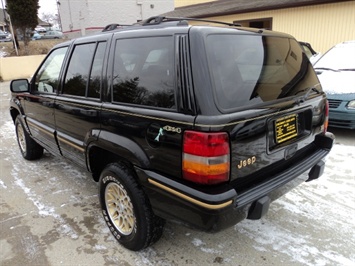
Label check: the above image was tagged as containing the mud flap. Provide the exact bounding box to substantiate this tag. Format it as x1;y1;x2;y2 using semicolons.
247;196;271;220
306;160;325;182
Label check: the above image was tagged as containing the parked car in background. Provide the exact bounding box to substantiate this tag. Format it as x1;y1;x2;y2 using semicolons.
41;30;63;39
314;40;355;129
0;30;12;42
299;41;321;65
32;31;42;40
35;26;47;33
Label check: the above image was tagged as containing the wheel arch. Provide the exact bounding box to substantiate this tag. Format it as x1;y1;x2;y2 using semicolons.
10;107;20;124
87;132;150;182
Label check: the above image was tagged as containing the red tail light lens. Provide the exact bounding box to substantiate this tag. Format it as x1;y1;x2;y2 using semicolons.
182;131;230;185
324;100;329;133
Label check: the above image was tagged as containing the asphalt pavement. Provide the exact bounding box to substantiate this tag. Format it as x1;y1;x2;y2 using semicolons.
1;81;354;266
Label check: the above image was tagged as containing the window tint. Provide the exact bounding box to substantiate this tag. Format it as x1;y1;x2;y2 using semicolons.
206;35;318;110
34;47;68;93
88;42;106;98
63;43;96;96
112;37;175;108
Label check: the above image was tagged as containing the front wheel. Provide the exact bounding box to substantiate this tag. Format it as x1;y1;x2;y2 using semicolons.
15;117;43;160
99;163;165;251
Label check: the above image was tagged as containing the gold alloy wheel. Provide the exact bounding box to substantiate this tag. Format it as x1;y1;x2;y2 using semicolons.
17;123;26;153
105;180;136;235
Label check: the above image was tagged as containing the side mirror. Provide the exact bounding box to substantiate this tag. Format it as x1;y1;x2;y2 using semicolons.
10;79;29;93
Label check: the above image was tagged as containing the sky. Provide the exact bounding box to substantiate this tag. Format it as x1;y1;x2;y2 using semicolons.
38;0;58;16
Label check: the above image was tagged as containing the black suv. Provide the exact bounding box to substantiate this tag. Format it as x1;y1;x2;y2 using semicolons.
9;17;334;251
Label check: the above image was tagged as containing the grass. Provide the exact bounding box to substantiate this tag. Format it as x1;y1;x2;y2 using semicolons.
1;39;66;57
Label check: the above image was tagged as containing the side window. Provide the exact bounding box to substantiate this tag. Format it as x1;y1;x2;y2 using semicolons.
63;43;96;97
112;36;175;108
63;42;106;98
34;47;68;93
88;42;106;98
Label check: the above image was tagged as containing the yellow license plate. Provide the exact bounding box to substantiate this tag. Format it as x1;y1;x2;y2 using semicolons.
274;114;298;144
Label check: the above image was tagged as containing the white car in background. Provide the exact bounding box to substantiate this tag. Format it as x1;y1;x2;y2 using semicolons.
313;40;355;129
0;30;12;42
41;30;63;39
35;26;47;33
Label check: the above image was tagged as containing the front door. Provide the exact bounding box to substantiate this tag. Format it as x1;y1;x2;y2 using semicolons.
24;46;68;155
54;38;108;168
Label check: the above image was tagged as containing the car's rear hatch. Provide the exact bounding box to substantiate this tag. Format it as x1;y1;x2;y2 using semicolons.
190;28;329;190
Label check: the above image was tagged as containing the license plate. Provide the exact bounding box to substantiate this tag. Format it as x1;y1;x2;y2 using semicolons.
274;114;298;144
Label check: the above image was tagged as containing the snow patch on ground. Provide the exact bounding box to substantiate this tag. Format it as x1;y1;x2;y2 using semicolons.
11;163;79;240
236;143;355;266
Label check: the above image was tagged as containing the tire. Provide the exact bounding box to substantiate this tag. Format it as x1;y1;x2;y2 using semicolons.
15;117;44;160
99;163;165;251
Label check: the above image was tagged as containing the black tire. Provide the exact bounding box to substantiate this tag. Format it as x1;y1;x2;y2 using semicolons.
99;163;165;251
15;117;44;160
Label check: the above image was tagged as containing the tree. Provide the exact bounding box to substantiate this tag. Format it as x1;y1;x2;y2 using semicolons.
41;12;59;29
6;0;39;46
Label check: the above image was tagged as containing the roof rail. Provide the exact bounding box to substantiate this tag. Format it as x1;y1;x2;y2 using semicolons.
142;16;241;27
102;16;241;32
102;23;131;32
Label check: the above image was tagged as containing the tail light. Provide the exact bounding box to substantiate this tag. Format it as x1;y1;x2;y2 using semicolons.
323;100;329;133
182;131;230;185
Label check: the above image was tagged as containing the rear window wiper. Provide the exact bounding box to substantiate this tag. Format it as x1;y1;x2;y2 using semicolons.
295;86;321;104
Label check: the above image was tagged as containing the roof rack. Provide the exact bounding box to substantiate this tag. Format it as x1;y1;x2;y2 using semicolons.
102;23;131;32
101;16;242;33
142;16;241;27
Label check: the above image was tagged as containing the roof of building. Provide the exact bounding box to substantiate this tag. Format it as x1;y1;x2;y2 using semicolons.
162;0;351;18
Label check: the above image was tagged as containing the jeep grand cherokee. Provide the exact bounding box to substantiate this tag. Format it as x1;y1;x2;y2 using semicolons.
9;17;334;251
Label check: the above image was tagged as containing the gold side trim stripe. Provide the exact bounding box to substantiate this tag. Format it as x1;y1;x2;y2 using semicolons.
148;178;233;210
27;120;85;153
55;100;296;128
57;136;85;153
27;121;53;137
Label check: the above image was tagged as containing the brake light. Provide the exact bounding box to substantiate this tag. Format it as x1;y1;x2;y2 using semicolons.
323;100;329;133
182;131;230;185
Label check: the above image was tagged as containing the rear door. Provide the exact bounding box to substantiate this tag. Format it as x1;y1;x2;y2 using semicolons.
54;35;110;167
99;32;196;178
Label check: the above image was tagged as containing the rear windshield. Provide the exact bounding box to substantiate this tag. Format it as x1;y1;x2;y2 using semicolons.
206;34;319;110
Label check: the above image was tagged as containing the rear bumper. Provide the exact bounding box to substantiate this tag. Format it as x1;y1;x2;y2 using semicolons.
137;133;334;231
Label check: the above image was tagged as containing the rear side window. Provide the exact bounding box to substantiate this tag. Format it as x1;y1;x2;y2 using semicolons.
112;36;175;108
206;35;319;111
63;42;106;98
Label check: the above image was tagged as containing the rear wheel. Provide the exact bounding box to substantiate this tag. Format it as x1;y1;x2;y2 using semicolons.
99;163;165;251
15;117;43;160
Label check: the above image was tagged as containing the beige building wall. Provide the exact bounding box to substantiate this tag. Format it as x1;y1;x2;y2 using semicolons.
0;55;45;81
200;1;355;53
175;0;216;8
